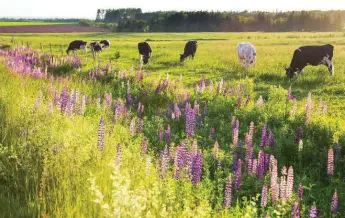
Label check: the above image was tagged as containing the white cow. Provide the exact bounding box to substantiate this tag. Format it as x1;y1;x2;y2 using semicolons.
237;42;256;69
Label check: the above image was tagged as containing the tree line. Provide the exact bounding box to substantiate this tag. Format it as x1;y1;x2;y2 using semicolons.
95;8;345;32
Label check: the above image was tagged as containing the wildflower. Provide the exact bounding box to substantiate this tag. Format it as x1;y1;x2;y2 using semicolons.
236;96;242;109
165;125;171;143
280;167;287;200
235;159;242;189
141;138;148;155
298;185;304;201
174;103;181;119
291;99;297;117
257;151;265;179
217;160;222;169
249;121;255;141
159;148;169;179
173;144;187;179
268;130;275;147
309;203;318;218
137;118;143;134
191;151;203;185
252;159;258;176
185;103;196;138
210;128;216;140
98;117;105;150
129;118;136;136
245;95;251;107
291;202;301;218
287;87;296;100
286;166;294;199
261;185;268;207
256;95;264;107
232;127;239;148
158;127;163;143
60;87;69;114
224;175;232;208
271;158;279;203
214;141;219;160
137;102;144;116
327;147;334;175
261;124;267;146
331;190;338;214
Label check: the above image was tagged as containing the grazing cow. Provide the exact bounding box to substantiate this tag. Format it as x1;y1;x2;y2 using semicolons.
180;40;197;62
138;42;152;64
237;42;256;69
66;40;87;55
285;44;334;78
100;40;110;49
89;42;102;59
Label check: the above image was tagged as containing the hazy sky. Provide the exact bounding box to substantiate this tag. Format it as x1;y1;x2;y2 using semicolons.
2;0;344;19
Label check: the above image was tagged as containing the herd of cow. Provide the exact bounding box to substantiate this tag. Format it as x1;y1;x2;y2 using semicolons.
66;39;335;79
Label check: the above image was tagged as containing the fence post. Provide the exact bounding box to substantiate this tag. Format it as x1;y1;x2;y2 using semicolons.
49;43;52;54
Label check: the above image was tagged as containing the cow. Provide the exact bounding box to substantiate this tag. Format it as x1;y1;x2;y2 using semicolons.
237;42;256;69
180;40;197;62
89;42;103;59
100;40;110;49
285;44;334;78
66;40;87;55
138;42;152;65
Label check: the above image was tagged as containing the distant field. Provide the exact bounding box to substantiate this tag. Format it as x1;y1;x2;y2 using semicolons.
0;21;78;26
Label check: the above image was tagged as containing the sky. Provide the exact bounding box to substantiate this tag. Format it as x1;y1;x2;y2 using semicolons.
1;0;345;19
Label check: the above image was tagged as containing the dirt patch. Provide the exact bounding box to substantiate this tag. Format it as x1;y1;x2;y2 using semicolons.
0;25;110;33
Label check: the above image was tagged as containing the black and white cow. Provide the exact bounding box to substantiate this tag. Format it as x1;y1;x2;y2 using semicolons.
286;44;334;78
138;42;152;65
66;40;87;55
180;40;197;62
100;40;110;49
90;41;103;53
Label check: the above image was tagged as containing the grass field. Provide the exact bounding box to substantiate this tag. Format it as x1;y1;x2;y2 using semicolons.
0;32;344;217
0;21;78;26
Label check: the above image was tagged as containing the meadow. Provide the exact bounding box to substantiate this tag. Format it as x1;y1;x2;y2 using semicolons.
0;32;344;217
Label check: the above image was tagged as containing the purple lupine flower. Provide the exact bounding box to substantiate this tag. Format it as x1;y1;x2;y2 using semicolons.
264;153;270;173
261;185;268;208
104;93;112;109
98;117;105;150
232;127;239;148
309;203;318;218
126;89;133;105
327;147;334;176
249;121;255;138
157;108;162;117
137;118;143;134
159;148;169;179
224;175;232;208
261;124;267;146
165;125;172;143
158;127;163;143
296;127;303;144
210;128;216;140
235;159;242;189
291;202;301;218
245;135;253;173
331;190;338;214
271;158;279;203
268;130;275;147
174;103;181;120
291;99;297;117
286;166;294;199
280;166;287;200
257;151;265;179
252;159;258;176
185;103;196;138
236;96;242;109
245;95;251;107
298;185;304;201
214;141;219;160
173;144;187;179
287;87;296;100
141;138;148;155
129;118;136;136
60;87;69;114
217;160;222;169
191;151;203;185
137;102;144;116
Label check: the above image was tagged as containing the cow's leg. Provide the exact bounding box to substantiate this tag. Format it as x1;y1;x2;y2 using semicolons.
322;55;334;75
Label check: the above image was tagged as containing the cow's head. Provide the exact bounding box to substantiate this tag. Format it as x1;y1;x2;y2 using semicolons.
285;67;296;78
180;54;186;62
